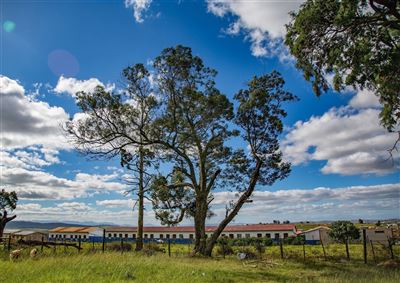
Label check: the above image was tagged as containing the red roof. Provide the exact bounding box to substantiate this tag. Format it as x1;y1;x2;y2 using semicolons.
105;224;296;233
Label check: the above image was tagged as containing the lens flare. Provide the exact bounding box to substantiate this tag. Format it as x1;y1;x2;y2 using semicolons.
48;49;80;77
3;21;16;33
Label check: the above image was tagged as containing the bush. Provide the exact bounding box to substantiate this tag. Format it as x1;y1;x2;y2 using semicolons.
237;247;257;260
143;243;165;253
109;243;132;252
283;235;305;245
216;244;234;256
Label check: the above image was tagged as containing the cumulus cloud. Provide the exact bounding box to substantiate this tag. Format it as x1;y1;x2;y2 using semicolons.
283;104;399;175
207;0;302;61
0;167;128;200
349;89;381;109
125;0;153;23
211;183;400;222
14;201;157;225
96;199;134;207
53;75;115;97
0;75;70;150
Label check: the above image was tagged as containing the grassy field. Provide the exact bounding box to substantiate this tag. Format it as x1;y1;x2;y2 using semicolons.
0;243;399;283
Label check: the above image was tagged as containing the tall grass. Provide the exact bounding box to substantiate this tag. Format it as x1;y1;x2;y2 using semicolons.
0;244;399;283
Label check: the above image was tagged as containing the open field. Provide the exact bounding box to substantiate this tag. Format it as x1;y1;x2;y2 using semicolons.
1;243;399;283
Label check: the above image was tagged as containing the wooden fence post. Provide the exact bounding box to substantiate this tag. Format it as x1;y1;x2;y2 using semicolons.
41;236;44;252
362;229;367;264
121;238;124;254
7;235;11;252
168;238;171;257
320;240;326;260
370;240;376;263
303;244;306;261
388;239;394;260
279;240;284;259
102;229;106;253
78;238;81;252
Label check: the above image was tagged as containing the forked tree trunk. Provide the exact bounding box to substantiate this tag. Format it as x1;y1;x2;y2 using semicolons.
202;161;262;256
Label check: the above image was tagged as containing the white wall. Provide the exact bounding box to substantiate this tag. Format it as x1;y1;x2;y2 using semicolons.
105;230;296;239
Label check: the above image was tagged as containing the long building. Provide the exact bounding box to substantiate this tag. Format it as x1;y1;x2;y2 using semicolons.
48;227;103;241
48;224;297;243
104;224;297;242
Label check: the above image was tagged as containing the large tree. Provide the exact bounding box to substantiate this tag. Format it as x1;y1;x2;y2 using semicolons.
66;64;158;250
148;46;296;255
285;0;400;133
0;189;18;241
67;46;296;256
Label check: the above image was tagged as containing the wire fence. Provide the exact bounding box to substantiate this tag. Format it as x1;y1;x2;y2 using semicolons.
1;232;399;264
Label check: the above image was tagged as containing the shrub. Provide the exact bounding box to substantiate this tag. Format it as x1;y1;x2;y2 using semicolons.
237;247;257;260
143;243;165;253
109;243;132;252
215;244;234;256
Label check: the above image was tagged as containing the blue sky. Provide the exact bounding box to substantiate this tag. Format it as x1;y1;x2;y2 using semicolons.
1;0;399;225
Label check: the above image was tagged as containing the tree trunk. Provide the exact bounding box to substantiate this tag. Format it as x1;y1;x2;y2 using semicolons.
345;240;350;260
136;147;144;251
193;193;208;254
203;161;262;256
0;211;16;242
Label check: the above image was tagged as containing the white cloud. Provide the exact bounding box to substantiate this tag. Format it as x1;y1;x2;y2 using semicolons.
53;75;115;97
349;89;381;109
207;0;302;61
210;183;400;222
283;106;399;175
0;75;70;150
96;199;134;207
0;167;128;200
125;0;153;23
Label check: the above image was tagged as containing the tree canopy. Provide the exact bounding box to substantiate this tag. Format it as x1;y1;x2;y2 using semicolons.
329;220;360;259
66;45;297;256
285;0;400;132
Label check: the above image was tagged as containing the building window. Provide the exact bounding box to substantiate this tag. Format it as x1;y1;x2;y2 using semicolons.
189;234;194;239
229;234;234;239
257;233;262;238
166;234;170;239
172;234;177;239
245;234;251;238
179;234;184;239
283;233;288;238
108;233;112;237
51;234;54;238
160;234;164;239
114;233;117;237
237;234;242;238
119;234;122;238
144;234;148;239
79;235;82;239
132;234;136;239
63;235;66;238
150;234;154;239
221;234;226;237
274;233;279;239
265;233;271;238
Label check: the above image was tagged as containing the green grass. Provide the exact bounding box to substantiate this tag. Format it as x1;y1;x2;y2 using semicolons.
0;244;399;283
